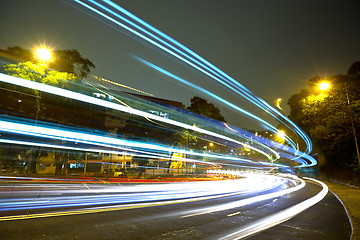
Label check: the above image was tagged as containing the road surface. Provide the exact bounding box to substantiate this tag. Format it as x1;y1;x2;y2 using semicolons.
0;175;351;239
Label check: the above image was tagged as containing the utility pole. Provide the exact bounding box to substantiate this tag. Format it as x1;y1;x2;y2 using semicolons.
346;91;360;164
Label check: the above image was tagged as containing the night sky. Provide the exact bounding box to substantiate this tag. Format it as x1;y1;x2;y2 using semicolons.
1;0;360;129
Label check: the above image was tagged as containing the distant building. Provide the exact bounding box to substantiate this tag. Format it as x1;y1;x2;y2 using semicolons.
123;92;185;109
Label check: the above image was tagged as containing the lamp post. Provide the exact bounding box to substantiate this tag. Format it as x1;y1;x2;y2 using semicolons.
345;88;360;165
36;48;51;65
276;130;286;144
318;80;360;164
318;81;330;91
275;98;283;110
277;130;286;140
36;47;52;79
34;47;52;121
29;47;52;174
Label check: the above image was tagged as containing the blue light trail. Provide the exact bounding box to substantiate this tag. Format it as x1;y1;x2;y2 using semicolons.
70;0;315;163
0;72;316;167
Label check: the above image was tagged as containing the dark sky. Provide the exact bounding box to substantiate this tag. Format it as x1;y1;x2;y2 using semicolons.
1;0;360;129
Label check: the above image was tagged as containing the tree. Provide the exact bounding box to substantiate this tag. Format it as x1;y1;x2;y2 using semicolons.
347;61;360;76
1;46;95;78
174;129;198;147
187;96;226;122
287;89;309;130
0;46;33;62
287;61;360;173
49;49;95;78
2;61;78;173
4;61;78;115
4;61;77;86
2;60;103;129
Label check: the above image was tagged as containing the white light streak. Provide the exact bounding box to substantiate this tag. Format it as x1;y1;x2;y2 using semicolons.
218;177;328;240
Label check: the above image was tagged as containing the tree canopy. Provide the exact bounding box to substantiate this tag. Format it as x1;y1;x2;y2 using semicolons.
0;46;95;78
4;61;77;87
1;60;108;132
287;61;360;172
0;46;33;62
187;96;226;122
49;49;95;78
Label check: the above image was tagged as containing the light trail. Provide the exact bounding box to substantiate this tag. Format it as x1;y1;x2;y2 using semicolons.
71;0;313;158
218;177;328;240
0;173;299;221
134;56;302;157
0;1;319;170
92;75;154;96
0;117;259;166
0;138;221;168
0;71;318;167
85;80;173;129
0;72;317;168
0;73;281;165
0;1;337;238
180;176;304;218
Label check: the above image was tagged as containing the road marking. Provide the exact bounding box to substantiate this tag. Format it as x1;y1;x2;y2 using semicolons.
227;211;241;217
82;183;91;190
0;190;244;222
0;176;304;222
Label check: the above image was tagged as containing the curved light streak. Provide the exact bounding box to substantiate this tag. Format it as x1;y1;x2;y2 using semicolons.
0;71;317;167
0;73;279;164
0;173;301;221
71;0;313;158
181;177;305;218
0;118;257;166
92;75;154;96
218;177;328;240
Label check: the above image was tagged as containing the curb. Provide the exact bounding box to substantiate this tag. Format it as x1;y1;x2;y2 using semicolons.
324;181;360;240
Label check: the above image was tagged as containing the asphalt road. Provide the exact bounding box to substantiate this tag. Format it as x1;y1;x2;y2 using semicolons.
239;181;352;240
0;178;351;240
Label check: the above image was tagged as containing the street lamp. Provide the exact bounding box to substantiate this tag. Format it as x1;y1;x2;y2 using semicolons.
318;81;330;91
275;98;283;110
34;47;52;122
276;130;286;141
318;80;360;164
36;48;51;65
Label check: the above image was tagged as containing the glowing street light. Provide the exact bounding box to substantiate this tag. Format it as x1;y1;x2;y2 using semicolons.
275;98;283;110
317;80;359;164
276;130;286;140
318;81;330;91
36;48;52;64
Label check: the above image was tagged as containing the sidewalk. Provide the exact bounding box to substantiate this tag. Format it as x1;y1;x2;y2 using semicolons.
324;181;360;240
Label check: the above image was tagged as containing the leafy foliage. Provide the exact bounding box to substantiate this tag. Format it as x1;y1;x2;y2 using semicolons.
174;129;198;148
49;49;95;78
187;96;226;122
1;46;95;78
3;61;79;123
287;62;360;172
0;46;33;62
4;61;77;86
